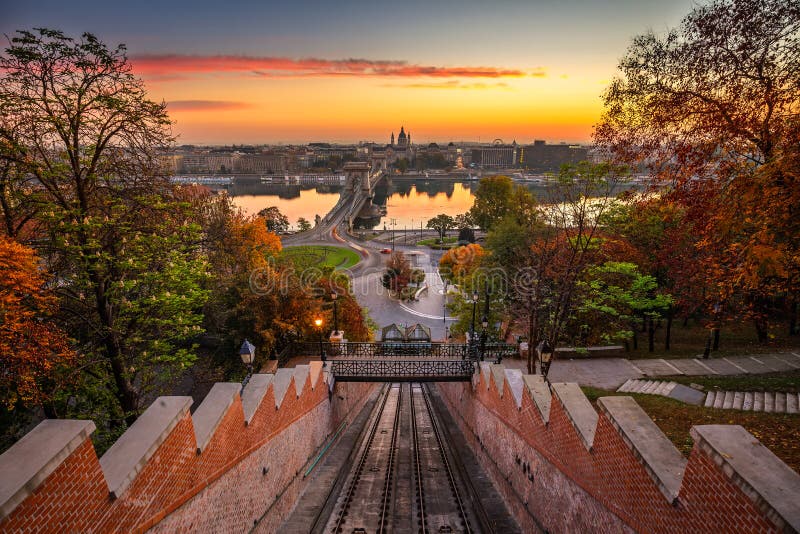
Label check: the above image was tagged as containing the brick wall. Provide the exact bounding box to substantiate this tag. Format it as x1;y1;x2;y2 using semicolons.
0;364;375;533
436;363;800;534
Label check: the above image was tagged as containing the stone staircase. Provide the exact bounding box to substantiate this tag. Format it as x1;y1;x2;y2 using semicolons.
618;379;800;414
703;390;800;414
617;379;706;405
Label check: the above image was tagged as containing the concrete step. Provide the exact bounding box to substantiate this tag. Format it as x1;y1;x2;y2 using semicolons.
652;381;669;395
713;391;725;409
639;380;657;394
617;379;635;393
722;391;734;410
787;393;798;415
732;392;744;410
764;392;775;413
775;392;786;413
704;391;716;408
753;392;764;412
742;392;754;411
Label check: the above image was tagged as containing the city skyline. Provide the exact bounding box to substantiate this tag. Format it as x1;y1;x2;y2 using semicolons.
1;0;694;144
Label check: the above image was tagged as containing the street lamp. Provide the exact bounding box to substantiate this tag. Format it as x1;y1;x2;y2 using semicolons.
314;318;325;362
480;315;488;361
470;291;479;346
536;340;553;379
331;291;339;335
239;339;256;390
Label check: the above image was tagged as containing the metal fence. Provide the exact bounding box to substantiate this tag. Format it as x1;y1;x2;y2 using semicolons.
289;341;518;361
330;359;475;382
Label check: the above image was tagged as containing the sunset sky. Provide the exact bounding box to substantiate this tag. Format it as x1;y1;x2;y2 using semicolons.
1;0;693;145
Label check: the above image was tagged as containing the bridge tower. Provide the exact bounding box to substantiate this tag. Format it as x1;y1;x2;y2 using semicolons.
343;161;373;196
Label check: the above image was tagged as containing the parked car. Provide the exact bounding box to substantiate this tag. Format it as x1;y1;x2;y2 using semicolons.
380;248;392;254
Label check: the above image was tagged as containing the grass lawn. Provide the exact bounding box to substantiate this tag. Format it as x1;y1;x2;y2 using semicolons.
618;319;800;360
281;245;360;270
582;386;800;473
417;236;458;249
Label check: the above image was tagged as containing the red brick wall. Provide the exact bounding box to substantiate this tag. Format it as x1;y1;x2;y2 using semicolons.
0;375;375;534
436;373;784;534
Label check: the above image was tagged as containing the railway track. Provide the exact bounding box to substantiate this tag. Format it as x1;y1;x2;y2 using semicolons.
323;383;490;533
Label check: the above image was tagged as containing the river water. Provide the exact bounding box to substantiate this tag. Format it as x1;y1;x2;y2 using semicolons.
216;177;639;231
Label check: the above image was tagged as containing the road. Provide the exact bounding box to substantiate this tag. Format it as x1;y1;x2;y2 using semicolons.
281;190;457;341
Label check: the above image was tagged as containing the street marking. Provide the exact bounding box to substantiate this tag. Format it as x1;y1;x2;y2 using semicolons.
627;361;645;375
775;354;800;369
397;301;456;321
723;357;749;374
693;359;719;374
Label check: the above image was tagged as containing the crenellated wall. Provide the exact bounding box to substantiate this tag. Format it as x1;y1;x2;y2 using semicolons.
435;363;800;534
0;362;375;533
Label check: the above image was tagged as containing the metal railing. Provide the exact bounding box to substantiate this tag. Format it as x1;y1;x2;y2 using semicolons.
330;359;475;382
288;341;518;361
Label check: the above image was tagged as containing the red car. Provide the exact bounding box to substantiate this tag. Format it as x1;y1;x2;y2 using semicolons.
380;248;392;254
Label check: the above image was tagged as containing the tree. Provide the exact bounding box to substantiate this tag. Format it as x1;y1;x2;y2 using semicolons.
297;217;312;232
0;29;207;429
596;0;800;176
426;214;455;242
439;243;485;283
596;0;800;341
0;235;75;411
258;206;289;233
382;251;412;296
469;175;514;230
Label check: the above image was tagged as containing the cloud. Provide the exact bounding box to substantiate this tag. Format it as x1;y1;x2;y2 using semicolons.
383;81;512;90
131;54;528;79
167;100;252;111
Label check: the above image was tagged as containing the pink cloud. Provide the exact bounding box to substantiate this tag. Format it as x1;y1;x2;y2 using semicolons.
131;54;528;79
167;100;252;111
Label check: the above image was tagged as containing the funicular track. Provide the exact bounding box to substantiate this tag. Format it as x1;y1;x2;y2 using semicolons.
322;383;494;534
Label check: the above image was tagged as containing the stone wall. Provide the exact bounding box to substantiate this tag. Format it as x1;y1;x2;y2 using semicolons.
0;363;375;533
436;363;800;534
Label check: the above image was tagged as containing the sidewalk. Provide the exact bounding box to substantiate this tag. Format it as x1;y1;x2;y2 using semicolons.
502;351;800;390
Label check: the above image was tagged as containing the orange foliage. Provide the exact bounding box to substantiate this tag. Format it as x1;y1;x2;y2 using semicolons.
439;244;485;281
0;235;75;409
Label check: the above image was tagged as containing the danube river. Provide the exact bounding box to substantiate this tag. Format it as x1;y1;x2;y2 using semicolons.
216;177;593;231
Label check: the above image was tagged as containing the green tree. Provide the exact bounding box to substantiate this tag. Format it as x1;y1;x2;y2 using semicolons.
426;213;455;242
468;175;514;230
258;206;289;233
297;217;312;232
0;29;208;430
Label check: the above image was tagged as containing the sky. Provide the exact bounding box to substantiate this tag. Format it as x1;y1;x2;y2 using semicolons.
0;0;694;145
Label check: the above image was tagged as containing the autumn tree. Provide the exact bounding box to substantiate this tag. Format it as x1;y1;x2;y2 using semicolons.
596;0;800;340
382;251;412;296
0;236;75;412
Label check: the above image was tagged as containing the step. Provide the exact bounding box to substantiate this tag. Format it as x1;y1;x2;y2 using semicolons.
713;391;725;409
764;392;775;413
787;393;798;414
704;391;716;408
732;392;744;410
637;380;654;393
617;379;634;392
722;391;734;410
775;392;786;413
652;382;670;396
742;392;754;411
662;381;678;396
643;381;662;394
753;391;764;412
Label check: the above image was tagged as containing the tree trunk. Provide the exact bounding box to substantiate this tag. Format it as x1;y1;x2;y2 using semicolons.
712;328;720;351
632;326;638;350
789;299;798;336
754;318;768;344
665;314;672;351
683;315;689;327
527;300;535;374
648;316;655;352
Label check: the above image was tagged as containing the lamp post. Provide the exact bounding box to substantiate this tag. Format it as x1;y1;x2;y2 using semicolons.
470;291;479;347
331;291;339;335
239;339;256;391
390;218;397;251
479;315;488;361
536;340;553;379
314;318;325;363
